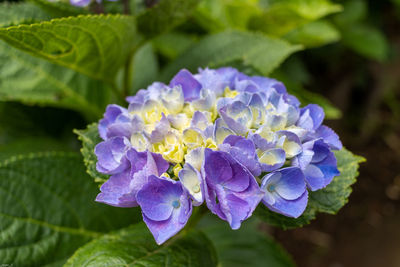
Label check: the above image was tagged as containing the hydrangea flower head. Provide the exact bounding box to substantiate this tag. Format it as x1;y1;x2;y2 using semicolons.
95;67;342;244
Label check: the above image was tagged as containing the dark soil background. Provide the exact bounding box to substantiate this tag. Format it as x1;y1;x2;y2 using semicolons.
269;3;400;266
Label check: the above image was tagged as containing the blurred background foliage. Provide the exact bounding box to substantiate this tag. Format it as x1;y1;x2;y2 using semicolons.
0;0;399;266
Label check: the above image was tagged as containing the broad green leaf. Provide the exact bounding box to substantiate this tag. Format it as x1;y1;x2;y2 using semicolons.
193;0;261;32
130;42;159;95
161;30;302;81
30;0;88;18
256;148;365;229
0;41;111;119
0;102;82;163
0;2;51;28
0;152;141;266
0;15;140;83
340;24;389;61
75;123;109;184
249;0;342;36
0;102;90;149
152;32;197;60
0;137;74;162
334;0;367;25
285;20;340;48
198;215;295;267
64;223;218;266
137;0;201;37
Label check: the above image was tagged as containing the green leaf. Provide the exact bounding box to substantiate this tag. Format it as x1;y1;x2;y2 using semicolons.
0;15;140;83
0;2;51;28
285;20;340;48
74;123;109;184
152;32;197;60
137;0;201;38
0;152;141;266
193;0;261;32
0;102;83;144
161;30;302;82
256;148;365;229
0;41;111;119
30;0;88;18
199;215;295;267
0;137;74;162
130;42;159;95
340;24;389;61
64;223;218;266
334;0;367;25
249;0;342;36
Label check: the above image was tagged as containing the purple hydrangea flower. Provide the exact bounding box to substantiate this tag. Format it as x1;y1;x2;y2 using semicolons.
95;136;131;174
95;150;169;207
261;167;308;218
293;139;340;191
137;175;192;244
93;67;342;244
203;149;264;229
219;135;261;177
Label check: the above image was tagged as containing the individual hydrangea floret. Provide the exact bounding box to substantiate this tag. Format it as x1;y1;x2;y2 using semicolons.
94;67;342;244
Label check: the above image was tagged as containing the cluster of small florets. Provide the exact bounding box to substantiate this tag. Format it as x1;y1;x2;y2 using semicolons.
95;67;342;244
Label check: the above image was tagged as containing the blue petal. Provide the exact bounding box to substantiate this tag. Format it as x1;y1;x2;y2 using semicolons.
261;167;306;201
263;190;308;218
315;125;343;150
274;167;306;200
297;104;325;130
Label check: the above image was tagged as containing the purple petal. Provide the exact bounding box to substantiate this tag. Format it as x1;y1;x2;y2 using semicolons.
142;188;192;245
297;104;325;130
219;102;251;135
95;136;130;174
95;171;136;207
203;149;263;229
220;135;261;176
194;68;232;97
264;190;308;218
258;148;286;172
150;114;170;143
170;69;202;102
203;149;233;186
261;167;306;201
315;125;343;150
137;176;183;221
303;140;340;191
70;0;91;7
98;104;129;140
204;149;250;192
